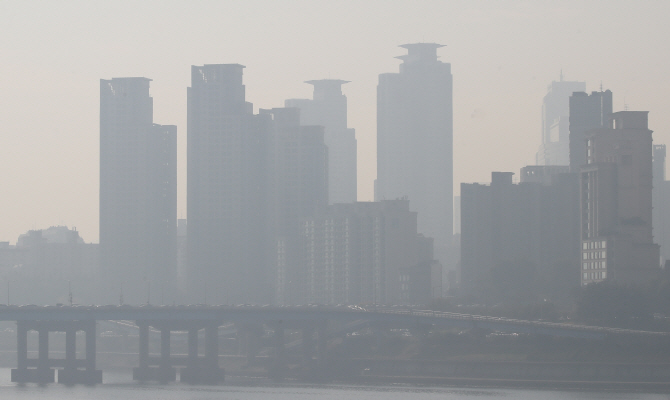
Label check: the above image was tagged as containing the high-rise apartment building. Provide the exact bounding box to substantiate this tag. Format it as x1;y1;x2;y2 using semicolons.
652;145;670;266
569;90;613;170
277;200;436;305
261;107;329;303
187;64;272;304
376;43;453;271
100;77;177;304
286;80;357;204
263;107;328;234
580;111;660;285
536;77;585;166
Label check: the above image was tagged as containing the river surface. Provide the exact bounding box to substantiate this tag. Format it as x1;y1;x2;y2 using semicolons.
0;369;668;400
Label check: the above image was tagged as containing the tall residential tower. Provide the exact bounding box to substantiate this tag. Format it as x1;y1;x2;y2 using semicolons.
100;77;177;304
187;64;272;304
286;80;357;204
376;43;453;273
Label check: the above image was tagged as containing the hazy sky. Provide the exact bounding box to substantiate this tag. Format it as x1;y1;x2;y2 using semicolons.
1;0;669;243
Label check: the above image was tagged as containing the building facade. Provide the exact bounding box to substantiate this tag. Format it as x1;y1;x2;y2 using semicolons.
285;79;357;204
580;111;660;285
536;77;586;166
569;90;613;171
652;145;670;266
262;107;328;237
261;107;329;304
187;64;273;305
0;227;99;305
100;77;177;305
460;169;580;303
277;200;437;306
375;43;453;277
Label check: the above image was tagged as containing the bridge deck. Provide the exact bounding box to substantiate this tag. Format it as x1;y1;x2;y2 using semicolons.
0;305;666;339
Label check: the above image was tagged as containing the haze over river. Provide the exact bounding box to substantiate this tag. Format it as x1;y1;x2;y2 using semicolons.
0;369;667;400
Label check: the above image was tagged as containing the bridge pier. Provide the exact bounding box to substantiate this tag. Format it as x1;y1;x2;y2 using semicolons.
59;321;102;385
180;323;225;384
238;323;262;366
11;320;102;385
316;323;328;369
301;326;315;369
292;321;328;381
132;322;176;382
268;321;286;380
133;321;224;384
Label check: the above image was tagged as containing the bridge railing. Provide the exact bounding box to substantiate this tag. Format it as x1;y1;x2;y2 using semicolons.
372;308;670;337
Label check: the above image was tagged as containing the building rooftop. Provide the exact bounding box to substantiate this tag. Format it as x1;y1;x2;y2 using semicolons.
396;43;445;63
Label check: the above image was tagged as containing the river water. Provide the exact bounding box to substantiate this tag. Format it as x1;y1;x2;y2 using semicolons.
0;369;667;400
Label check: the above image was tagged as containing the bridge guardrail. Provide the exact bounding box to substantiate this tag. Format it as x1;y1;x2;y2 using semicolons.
372;308;670;337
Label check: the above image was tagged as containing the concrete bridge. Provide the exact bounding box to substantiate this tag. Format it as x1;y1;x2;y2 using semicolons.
0;304;667;384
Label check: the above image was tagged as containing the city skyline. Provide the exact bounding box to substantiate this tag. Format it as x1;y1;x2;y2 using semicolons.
2;1;670;243
3;1;670;391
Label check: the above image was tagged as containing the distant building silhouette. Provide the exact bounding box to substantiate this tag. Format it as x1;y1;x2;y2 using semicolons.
460;169;580;303
176;218;187;292
262;107;328;235
520;165;570;185
652;145;670;266
580;111;660;285
0;227;99;305
187;64;272;305
569;90;613;171
536;76;585;166
99;77;177;305
277;200;438;305
260;107;329;303
286;80;357;204
375;43;453;279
